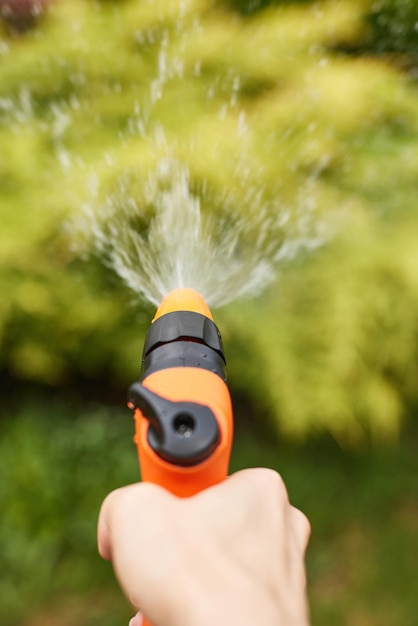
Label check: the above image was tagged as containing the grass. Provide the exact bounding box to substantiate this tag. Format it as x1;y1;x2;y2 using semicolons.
0;398;417;625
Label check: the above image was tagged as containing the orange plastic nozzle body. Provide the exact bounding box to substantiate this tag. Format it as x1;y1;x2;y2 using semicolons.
133;288;233;498
133;367;233;497
153;287;214;321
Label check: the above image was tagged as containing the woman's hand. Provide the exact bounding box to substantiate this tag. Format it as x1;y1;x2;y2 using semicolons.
98;468;311;626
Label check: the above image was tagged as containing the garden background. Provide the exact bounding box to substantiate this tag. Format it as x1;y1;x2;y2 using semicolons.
0;0;417;624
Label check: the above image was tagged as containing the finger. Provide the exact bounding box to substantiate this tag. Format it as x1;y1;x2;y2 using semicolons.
188;468;288;538
211;467;290;517
97;491;117;561
226;467;288;500
129;611;143;626
289;506;311;554
97;482;183;616
97;483;158;561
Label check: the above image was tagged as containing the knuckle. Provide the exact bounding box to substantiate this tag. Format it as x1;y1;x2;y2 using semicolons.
300;512;311;544
291;506;311;550
261;467;287;494
302;512;311;537
250;468;289;505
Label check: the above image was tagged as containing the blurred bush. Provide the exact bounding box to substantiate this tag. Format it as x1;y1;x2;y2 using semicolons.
0;403;134;626
0;403;137;625
1;404;417;625
0;0;417;442
366;0;418;63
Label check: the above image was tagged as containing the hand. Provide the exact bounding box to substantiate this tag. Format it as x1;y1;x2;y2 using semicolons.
98;468;311;626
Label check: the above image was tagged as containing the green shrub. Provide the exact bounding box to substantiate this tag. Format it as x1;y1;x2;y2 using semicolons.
0;403;137;624
1;403;417;625
0;0;417;442
366;0;418;60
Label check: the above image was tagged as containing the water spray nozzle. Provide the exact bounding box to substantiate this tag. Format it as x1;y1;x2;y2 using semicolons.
128;288;233;498
153;287;214;321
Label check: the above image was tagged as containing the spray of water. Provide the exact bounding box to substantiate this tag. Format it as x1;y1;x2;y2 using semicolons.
60;4;330;308
75;156;326;308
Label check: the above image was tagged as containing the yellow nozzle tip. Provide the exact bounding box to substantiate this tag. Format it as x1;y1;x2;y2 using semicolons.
153;288;213;321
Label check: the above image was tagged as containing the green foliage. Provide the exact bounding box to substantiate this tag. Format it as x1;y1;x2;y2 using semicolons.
366;0;418;59
0;403;137;625
0;0;417;442
0;404;417;625
232;428;418;626
219;0;312;17
223;214;418;443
